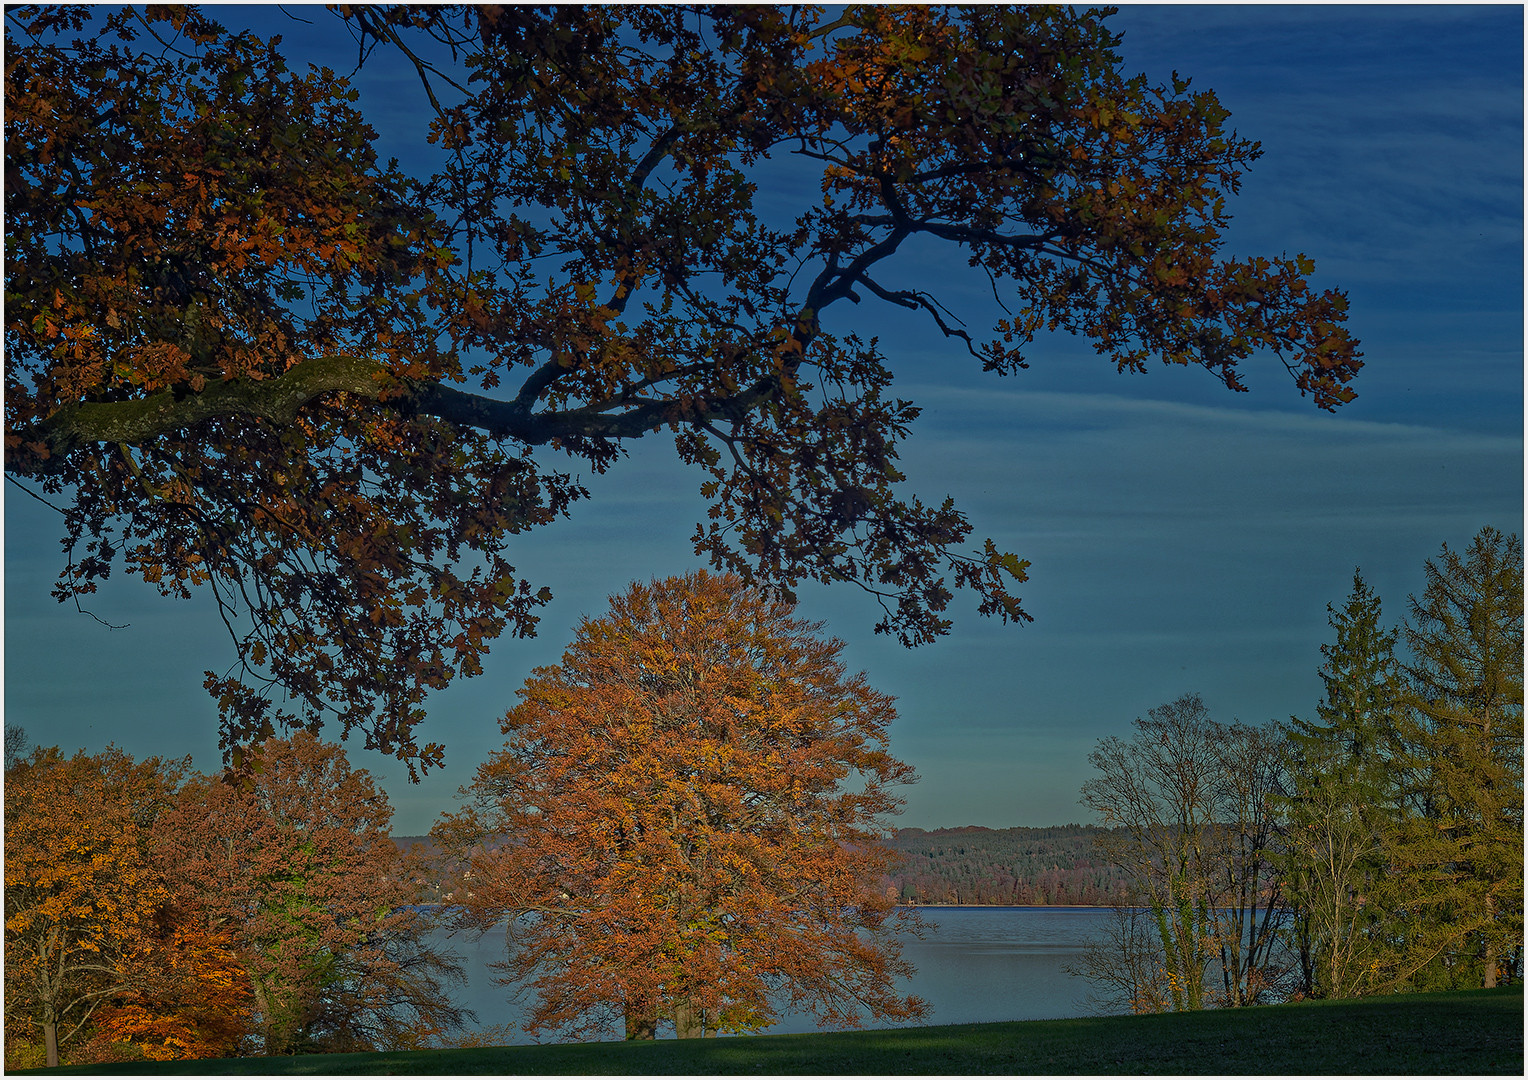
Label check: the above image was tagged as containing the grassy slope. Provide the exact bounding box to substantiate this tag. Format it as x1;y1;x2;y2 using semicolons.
60;985;1521;1076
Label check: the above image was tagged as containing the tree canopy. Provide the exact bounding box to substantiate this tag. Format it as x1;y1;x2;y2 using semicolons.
3;747;185;1066
4;5;1361;771
435;571;925;1040
1080;694;1290;1011
155;733;470;1054
1281;571;1404;1000
3;735;467;1067
1391;528;1523;989
1283;571;1399;1002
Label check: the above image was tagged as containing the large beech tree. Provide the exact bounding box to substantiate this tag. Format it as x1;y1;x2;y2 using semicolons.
5;5;1362;772
434;571;926;1040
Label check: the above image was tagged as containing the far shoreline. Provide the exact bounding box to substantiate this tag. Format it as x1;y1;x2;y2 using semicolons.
898;903;1112;909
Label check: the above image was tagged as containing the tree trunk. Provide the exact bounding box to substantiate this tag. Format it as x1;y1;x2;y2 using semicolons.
251;976;287;1055
1484;895;1498;988
1152;905;1184;1012
44;1019;59;1069
674;997;708;1039
624;1001;657;1040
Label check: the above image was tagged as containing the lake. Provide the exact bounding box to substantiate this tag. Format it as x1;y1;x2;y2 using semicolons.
437;906;1119;1042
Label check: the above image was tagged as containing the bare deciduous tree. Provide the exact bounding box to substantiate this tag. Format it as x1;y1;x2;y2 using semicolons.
1080;694;1291;1011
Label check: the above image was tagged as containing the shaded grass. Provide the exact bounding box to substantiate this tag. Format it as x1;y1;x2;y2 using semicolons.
55;985;1521;1075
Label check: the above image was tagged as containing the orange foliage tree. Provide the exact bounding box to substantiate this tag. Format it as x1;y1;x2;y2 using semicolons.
6;6;1361;773
88;919;253;1062
3;747;185;1067
435;571;927;1040
153;733;470;1055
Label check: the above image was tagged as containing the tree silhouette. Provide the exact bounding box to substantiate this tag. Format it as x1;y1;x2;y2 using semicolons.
6;6;1361;770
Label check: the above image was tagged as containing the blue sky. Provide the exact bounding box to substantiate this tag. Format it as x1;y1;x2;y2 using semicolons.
4;5;1522;834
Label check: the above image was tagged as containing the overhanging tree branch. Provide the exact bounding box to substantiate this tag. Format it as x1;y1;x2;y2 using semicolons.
21;354;791;463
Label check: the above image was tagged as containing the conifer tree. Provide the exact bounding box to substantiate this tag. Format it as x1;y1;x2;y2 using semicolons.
1392;528;1523;989
1281;571;1404;998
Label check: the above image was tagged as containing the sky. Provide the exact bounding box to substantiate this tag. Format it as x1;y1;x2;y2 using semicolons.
4;5;1522;836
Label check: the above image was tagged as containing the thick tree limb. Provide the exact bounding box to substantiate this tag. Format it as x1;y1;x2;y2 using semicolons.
22;353;785;464
33;355;390;456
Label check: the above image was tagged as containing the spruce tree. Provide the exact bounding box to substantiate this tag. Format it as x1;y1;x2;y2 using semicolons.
1393;527;1523;989
1282;571;1404;998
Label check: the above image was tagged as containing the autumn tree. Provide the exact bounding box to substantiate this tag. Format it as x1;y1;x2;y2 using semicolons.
153;733;471;1054
435;570;926;1041
85;919;253;1062
1080;694;1291;1012
4;5;1362;772
1388;528;1523;990
1280;571;1406;999
3;746;185;1067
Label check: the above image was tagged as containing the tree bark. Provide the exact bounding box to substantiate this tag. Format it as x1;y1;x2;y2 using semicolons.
674;997;708;1039
1484;895;1498;989
251;976;284;1056
624;1000;657;1040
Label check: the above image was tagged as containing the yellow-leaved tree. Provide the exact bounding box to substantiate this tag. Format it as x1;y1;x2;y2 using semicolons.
4;747;183;1066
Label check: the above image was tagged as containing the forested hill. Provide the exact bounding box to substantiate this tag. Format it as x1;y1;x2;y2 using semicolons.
884;825;1129;906
395;826;1130;907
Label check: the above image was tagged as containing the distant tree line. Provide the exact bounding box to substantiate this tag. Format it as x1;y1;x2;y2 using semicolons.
1075;527;1523;1013
399;824;1137;910
881;826;1133;906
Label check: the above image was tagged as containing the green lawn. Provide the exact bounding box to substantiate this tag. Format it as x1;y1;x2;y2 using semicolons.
54;985;1522;1075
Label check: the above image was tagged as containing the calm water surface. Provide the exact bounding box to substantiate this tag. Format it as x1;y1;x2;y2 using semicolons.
440;906;1118;1043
